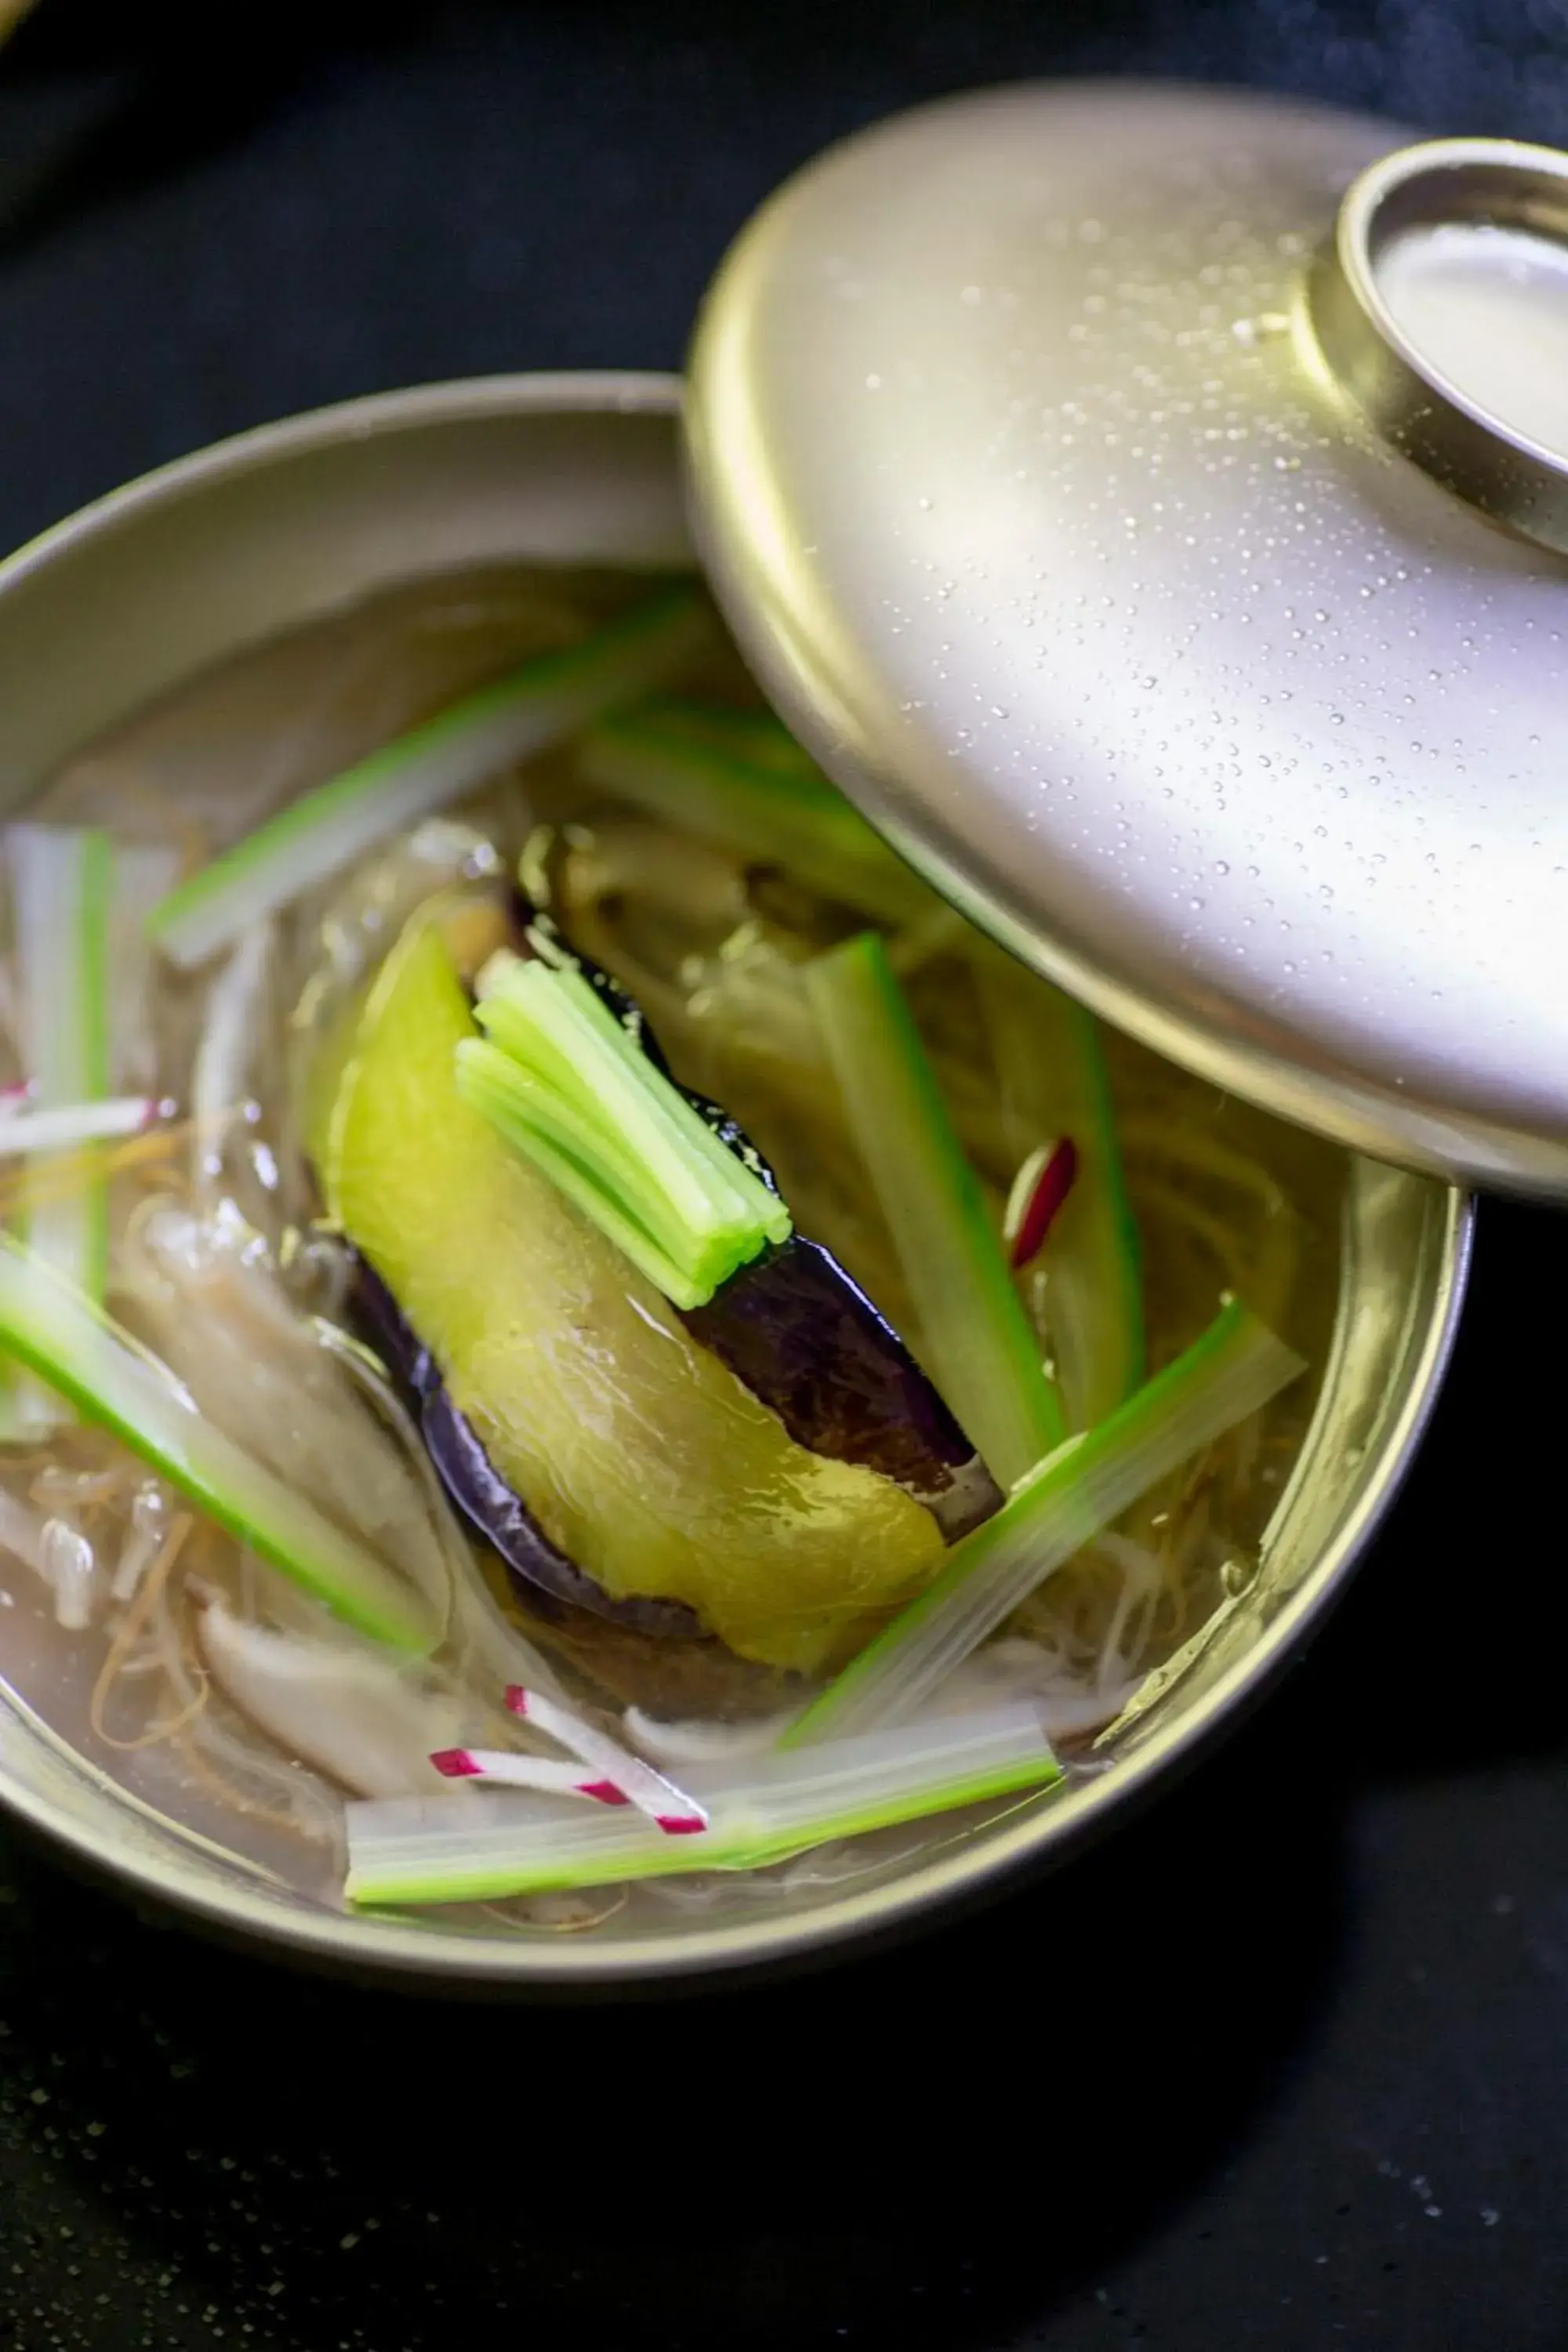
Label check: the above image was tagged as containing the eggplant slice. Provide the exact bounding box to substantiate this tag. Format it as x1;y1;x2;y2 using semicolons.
333;900;1000;1650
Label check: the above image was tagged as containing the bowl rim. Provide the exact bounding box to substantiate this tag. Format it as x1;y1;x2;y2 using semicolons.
0;369;1475;1986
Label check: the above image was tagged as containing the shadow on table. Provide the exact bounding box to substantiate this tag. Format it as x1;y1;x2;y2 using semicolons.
2;1660;1348;2352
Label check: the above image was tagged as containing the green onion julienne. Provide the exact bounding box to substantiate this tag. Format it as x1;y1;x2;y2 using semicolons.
0;1232;438;1653
806;930;1066;1490
344;1700;1062;1907
781;1298;1305;1748
456;949;790;1311
147;589;709;970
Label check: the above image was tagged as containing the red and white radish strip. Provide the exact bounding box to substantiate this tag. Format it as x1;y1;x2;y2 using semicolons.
147;590;709;969
429;1748;630;1805
1004;1138;1079;1271
345;1700;1061;1907
505;1684;708;1835
0;1098;160;1159
0;1081;30;1116
195;1595;465;1800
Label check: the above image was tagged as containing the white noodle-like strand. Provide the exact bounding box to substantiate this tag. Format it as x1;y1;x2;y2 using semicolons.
191;920;274;1195
41;1518;96;1629
0;1098;158;1158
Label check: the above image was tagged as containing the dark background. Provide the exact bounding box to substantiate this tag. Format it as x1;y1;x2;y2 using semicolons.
2;5;1566;2347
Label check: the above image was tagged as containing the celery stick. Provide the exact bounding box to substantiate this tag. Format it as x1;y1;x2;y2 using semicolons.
0;1232;437;1652
345;1700;1061;1904
782;1299;1304;1746
457;948;789;1308
577;701;933;925
805;931;1065;1487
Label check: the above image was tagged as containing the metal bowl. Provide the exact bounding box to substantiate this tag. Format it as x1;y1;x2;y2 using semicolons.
0;373;1471;1988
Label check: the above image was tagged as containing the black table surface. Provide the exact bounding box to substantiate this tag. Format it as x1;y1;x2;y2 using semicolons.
2;5;1566;2346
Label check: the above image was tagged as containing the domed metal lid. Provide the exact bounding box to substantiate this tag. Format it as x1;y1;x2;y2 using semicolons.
684;82;1568;1192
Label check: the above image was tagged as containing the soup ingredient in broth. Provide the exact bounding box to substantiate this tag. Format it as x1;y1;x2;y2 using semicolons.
806;931;1066;1489
780;1296;1303;1745
0;566;1326;1919
577;700;931;924
0;1234;438;1651
345;1700;1065;1906
975;949;1145;1432
458;941;792;1308
318;916;950;1674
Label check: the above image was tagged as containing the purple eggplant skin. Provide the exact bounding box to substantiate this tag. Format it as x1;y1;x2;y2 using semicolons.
682;1239;1001;1541
350;1259;706;1640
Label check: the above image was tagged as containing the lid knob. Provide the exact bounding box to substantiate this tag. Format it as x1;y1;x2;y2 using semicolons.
1312;136;1568;552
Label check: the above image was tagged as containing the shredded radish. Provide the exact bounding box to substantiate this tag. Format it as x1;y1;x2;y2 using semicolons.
0;1097;158;1158
505;1684;707;1835
1004;1138;1079;1269
429;1748;631;1804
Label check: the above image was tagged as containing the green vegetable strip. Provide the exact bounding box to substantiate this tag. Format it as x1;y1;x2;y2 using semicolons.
456;949;790;1309
147;589;709;970
577;701;934;925
0;825;115;1439
805;931;1065;1488
345;1701;1061;1905
608;701;822;777
0;1232;437;1652
782;1299;1305;1748
975;948;1145;1431
456;1044;705;1305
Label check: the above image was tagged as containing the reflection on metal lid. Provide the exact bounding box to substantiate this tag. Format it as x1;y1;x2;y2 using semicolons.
687;84;1568;1196
1377;222;1568;463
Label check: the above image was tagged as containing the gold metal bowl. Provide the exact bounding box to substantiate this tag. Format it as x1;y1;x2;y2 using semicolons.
0;374;1470;1987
